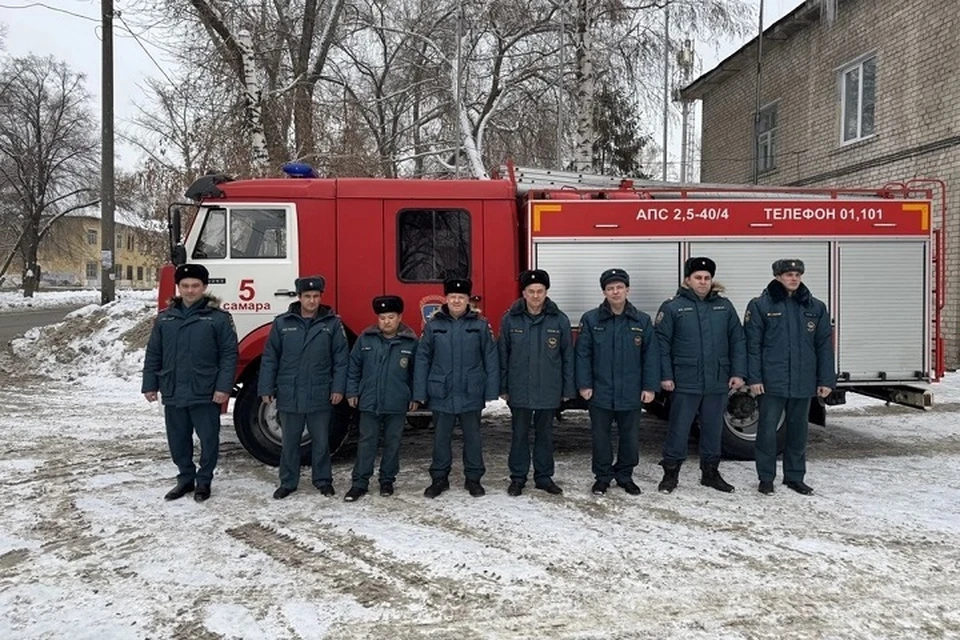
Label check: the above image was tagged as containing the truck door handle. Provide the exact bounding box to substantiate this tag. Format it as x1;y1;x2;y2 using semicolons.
274;289;297;297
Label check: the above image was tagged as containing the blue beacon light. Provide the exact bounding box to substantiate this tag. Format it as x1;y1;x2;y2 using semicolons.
281;162;318;179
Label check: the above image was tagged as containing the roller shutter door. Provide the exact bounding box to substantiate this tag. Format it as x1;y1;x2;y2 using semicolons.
687;241;830;318
837;241;927;381
534;241;680;322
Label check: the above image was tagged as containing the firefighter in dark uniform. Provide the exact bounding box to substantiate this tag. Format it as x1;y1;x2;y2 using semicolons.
142;263;238;502
344;295;419;501
654;257;746;494
744;259;836;495
259;276;349;499
499;269;575;496
575;269;660;496
413;278;499;498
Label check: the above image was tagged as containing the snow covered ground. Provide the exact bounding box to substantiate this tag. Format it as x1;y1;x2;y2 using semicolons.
1;304;959;638
0;289;155;312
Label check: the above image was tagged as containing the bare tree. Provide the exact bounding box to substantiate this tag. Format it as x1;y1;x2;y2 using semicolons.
138;0;348;167
129;0;753;179
0;56;99;296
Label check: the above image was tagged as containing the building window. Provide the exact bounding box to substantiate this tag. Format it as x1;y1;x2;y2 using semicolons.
230;208;287;258
116;233;123;249
193;208;227;259
126;265;134;281
756;103;778;173
86;229;98;245
127;234;134;251
85;262;98;279
840;56;876;143
137;266;144;281
397;209;471;282
114;263;122;279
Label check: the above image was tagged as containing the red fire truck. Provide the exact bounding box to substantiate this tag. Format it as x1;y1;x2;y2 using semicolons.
160;164;945;465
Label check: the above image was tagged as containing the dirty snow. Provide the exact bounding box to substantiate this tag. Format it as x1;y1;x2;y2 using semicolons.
1;304;959;638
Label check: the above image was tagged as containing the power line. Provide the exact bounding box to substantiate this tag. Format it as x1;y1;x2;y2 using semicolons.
114;12;179;89
0;2;98;22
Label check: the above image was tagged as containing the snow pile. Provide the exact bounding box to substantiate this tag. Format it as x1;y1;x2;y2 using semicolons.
0;288;155;311
9;296;157;383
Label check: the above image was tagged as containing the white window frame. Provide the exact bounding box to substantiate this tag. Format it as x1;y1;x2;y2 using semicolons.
839;55;876;144
756;101;778;173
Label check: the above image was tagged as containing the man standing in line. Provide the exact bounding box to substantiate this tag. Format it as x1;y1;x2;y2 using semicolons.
744;259;835;496
414;278;499;498
576;269;660;496
654;257;746;494
259;276;348;499
344;295;418;501
142;263;238;502
499;269;575;496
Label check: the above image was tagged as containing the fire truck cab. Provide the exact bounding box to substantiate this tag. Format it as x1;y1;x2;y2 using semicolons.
163;165;944;465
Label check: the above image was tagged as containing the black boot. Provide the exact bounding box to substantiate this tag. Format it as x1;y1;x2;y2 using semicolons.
784;479;814;495
464;479;486;497
193;484;211;502
700;462;734;493
423;477;450;499
658;461;681;494
164;481;194;501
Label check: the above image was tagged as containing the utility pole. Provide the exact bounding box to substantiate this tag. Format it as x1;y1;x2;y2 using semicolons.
752;0;765;185
556;0;565;170
100;0;116;304
661;2;670;181
677;38;695;183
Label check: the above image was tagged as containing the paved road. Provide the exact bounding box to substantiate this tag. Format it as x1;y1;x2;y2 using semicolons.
0;306;85;344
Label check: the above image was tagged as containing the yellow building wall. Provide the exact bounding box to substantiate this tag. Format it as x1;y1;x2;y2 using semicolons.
38;216;163;289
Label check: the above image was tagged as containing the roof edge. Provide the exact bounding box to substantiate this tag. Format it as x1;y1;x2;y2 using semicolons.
681;0;822;100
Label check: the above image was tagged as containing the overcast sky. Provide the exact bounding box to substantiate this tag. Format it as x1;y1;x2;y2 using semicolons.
1;0;801;174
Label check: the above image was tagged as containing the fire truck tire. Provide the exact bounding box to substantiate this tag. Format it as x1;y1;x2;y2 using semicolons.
721;389;786;460
406;415;432;430
233;377;355;467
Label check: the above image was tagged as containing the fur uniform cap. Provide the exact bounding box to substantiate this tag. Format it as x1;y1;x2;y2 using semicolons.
599;268;629;289
684;256;716;278
772;259;805;276
373;295;404;314
296;275;326;294
174;263;209;285
520;269;550;290
443;278;472;296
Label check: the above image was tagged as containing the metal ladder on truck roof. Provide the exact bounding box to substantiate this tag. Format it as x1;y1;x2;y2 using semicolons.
499;163;903;201
500;164;652;193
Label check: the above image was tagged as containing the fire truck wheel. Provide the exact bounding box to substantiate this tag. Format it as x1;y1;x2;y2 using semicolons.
722;388;786;460
406;415;432;430
234;377;355;467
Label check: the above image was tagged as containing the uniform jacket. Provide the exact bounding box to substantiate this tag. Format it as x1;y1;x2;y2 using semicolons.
498;298;576;409
744;279;836;398
141;295;239;407
655;285;747;395
346;324;418;415
257;302;349;413
413;305;499;414
575;300;660;411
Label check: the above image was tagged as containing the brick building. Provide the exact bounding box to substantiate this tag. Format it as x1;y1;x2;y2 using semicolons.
681;0;959;369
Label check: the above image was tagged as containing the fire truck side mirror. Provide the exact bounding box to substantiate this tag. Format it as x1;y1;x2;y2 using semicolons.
172;244;187;266
168;205;186;265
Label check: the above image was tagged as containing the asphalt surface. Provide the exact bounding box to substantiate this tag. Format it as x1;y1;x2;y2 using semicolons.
0;306;85;344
